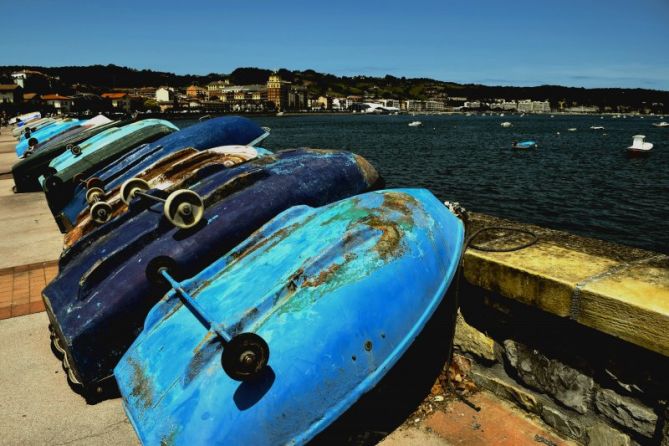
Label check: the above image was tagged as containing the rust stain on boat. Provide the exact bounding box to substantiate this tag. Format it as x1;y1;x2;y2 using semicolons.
128;357;154;409
302;262;343;288
358;215;404;261
353;154;379;187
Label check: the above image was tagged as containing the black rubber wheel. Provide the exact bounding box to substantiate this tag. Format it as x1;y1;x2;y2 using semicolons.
221;333;270;381
145;256;179;285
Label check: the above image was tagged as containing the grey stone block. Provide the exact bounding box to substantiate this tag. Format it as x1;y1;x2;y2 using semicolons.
503;340;594;414
540;405;585;440
595;388;657;438
585;421;631;446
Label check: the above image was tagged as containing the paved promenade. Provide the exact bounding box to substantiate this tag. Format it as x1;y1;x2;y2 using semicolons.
0;125;573;445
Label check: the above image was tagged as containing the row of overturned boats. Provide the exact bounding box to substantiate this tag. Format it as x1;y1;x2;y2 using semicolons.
8;111;466;445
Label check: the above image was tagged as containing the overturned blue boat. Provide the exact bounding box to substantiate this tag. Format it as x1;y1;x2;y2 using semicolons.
114;188;464;445
43;148;381;396
50;116;269;232
12;117;120;192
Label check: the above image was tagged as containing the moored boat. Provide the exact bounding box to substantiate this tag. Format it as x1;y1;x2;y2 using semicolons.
512;140;537;149
653;121;669;128
500;121;512;128
114;188;464;445
626;134;653;156
408;121;422;127
43;148;382;397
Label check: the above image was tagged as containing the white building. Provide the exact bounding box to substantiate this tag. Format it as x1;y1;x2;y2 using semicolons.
403;100;445;112
155;87;174;102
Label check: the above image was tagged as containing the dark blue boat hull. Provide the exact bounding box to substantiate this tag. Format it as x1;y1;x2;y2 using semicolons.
43;148;380;392
55;116;268;230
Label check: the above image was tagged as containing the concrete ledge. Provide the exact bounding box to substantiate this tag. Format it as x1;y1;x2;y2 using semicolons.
463;213;669;357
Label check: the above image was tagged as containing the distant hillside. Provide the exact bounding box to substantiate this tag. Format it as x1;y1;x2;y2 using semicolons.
1;64;667;111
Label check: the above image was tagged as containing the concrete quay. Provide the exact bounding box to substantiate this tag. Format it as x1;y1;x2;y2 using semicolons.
0;124;625;445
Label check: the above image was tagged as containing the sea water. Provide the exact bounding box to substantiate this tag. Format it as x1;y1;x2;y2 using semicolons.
176;114;669;254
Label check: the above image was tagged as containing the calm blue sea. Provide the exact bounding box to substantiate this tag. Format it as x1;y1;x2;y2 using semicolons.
177;114;669;254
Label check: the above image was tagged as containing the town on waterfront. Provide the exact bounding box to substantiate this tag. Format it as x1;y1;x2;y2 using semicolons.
1;65;668;118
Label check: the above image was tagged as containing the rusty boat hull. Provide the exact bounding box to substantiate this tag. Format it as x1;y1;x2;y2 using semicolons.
42;148;382;394
64;145;272;248
114;188;465;445
54;116;268;232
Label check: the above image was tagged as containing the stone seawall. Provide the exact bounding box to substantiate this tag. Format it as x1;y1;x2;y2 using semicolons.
454;212;669;445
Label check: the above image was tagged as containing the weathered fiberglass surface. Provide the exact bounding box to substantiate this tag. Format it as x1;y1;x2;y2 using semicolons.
115;188;464;445
12;120;125;193
55;116;267;227
63;145;272;248
16;119;81;157
46;119;179;174
42;148;381;390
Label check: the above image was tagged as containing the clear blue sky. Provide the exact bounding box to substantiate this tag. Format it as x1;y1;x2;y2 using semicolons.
1;0;668;90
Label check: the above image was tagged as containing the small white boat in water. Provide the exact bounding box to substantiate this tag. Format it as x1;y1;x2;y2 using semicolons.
408;121;422;127
627;135;653;156
590;126;605;130
567;128;577;132
653;121;669;128
500;121;512;128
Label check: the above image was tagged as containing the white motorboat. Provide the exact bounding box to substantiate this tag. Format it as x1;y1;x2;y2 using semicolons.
408;121;422;127
652;121;669;128
590;126;605;130
500;121;512;128
567;128;577;132
627;135;653;156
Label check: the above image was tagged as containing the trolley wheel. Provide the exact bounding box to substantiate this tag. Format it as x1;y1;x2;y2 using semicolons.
86;177;104;190
221;333;270;381
73;173;85;185
44;175;63;192
85;187;104;205
164;189;204;229
90;201;112;224
120;178;150;205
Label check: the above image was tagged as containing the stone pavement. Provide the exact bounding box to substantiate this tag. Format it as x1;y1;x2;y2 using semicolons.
0;125;576;445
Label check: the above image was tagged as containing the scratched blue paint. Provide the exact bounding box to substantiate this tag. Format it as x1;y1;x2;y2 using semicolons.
16;119;81;157
43;148;381;390
11;120;126;193
12;117;56;138
45;119;179;178
51;116;268;229
114;188;464;445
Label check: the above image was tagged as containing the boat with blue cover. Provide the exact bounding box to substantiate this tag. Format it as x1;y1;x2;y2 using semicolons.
41;119;179;226
16;119;81;157
114;188;464;445
42;148;381;396
48;116;269;232
512;140;538;149
64;145;272;247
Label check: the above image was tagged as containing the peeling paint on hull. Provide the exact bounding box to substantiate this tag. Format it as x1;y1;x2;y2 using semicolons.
54;116;268;228
43;148;381;390
64;145;272;248
114;188;464;445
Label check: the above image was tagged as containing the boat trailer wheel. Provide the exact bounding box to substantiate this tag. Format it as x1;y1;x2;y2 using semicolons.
222;332;270;381
163;189;204;229
120;178;151;205
90;201;112;224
